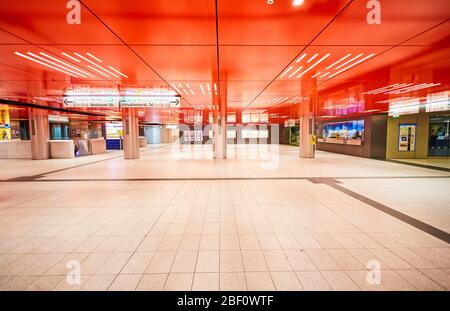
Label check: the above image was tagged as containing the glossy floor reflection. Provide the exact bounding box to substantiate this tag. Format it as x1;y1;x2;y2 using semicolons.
0;144;449;291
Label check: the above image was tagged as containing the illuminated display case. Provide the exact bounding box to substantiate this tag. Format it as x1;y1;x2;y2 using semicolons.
105;123;123;150
319;119;364;145
0;107;11;140
106;123;123;139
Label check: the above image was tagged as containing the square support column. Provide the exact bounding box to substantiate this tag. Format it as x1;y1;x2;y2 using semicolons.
122;108;140;160
29;108;49;160
213;112;227;159
299;78;317;158
212;79;227;160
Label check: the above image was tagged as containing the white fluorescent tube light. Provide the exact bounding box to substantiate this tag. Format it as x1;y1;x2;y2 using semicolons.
288;66;303;78
74;52;120;78
280;66;294;78
108;66;128;78
307;53;319;63
295;53;307;63
328;53;375;78
15;52;78;77
362;83;400;94
374;83;413;94
171;84;182;94
39;52;95;77
62;52;80;62
86;53;102;63
27;52;86;77
297;54;330;78
326;53;352;69
87;65;110;78
335;53;363;70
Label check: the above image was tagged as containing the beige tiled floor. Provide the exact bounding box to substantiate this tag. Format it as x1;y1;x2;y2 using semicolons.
0;144;449;291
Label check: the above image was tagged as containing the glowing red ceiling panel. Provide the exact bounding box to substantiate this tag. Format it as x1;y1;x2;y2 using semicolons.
0;0;448;122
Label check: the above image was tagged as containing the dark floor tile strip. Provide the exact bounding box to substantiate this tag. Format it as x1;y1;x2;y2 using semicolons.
327;182;450;245
387;160;450;172
1;175;449;182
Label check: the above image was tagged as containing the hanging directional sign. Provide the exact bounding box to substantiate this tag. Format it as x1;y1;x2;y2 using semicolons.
62;86;181;108
63;96;120;108
120;95;181;108
62;95;181;108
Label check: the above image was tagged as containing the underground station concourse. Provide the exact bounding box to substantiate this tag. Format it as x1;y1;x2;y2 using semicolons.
0;0;449;296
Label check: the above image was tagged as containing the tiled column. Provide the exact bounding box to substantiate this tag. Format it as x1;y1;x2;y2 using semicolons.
213;79;226;159
213;111;227;159
299;78;317;158
29;108;49;160
122;108;140;159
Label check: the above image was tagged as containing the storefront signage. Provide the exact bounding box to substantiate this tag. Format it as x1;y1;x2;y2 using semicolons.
426;91;449;113
284;119;296;127
48;115;70;123
398;124;416;152
389;99;420;117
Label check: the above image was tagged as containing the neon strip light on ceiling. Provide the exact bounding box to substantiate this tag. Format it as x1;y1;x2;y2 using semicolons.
74;52;120;78
86;53;102;63
307;53;319;63
288;66;303;79
199;84;206;95
87;65;110;78
39;52;95;78
15;52;78;77
335;53;363;70
62;52;80;62
295;53;307;63
328;53;375;78
297;54;330;78
27;52;87;77
326;53;352;70
108;66;128;78
280;66;294;78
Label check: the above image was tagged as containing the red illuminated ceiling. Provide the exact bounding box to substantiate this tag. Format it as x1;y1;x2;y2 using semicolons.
0;0;449;123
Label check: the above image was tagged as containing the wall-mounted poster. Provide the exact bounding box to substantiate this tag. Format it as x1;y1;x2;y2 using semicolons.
0;107;11;140
398;124;416;152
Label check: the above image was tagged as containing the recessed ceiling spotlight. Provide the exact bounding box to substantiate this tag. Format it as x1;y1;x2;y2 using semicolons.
292;0;304;6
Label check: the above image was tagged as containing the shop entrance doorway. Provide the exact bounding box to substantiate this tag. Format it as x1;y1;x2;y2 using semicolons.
428;114;450;157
